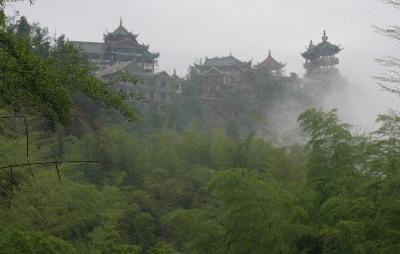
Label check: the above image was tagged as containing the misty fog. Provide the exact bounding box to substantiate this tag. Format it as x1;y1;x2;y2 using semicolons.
5;0;400;128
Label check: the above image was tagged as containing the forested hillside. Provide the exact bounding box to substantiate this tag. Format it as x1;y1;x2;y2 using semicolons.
2;0;400;254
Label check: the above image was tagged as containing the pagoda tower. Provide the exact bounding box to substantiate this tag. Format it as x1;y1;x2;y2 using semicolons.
302;31;341;77
103;18;159;72
254;50;285;79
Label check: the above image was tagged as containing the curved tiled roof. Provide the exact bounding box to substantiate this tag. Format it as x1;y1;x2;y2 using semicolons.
302;31;341;60
204;55;243;67
255;50;285;70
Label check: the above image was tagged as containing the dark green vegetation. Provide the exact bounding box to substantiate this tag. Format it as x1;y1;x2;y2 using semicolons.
0;0;136;125
2;1;400;254
3;105;400;253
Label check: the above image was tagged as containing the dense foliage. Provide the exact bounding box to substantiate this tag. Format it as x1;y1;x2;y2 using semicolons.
1;106;400;253
0;0;136;125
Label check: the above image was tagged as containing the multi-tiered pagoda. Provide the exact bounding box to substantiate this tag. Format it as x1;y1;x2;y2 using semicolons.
103;18;159;72
302;31;341;77
254;50;285;79
71;18;159;72
71;19;182;104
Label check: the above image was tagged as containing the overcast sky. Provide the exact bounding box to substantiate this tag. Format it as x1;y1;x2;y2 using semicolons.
5;0;400;126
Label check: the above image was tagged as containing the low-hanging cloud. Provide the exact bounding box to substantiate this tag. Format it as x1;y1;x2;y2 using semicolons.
5;0;400;127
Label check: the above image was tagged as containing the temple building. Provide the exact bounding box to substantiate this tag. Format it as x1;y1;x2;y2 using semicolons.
192;51;287;97
301;31;341;77
71;18;159;72
193;55;253;97
99;61;181;104
253;50;285;79
71;19;181;104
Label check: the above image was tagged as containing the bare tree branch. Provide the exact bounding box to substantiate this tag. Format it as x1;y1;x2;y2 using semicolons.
375;26;400;42
54;162;61;182
8;165;13;209
381;0;400;8
23;116;35;181
0;160;109;171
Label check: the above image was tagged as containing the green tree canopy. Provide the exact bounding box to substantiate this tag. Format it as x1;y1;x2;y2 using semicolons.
0;2;136;125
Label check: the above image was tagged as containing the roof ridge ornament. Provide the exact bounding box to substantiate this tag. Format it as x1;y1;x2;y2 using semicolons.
322;30;328;42
120;17;123;27
268;49;271;58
